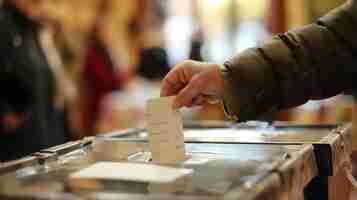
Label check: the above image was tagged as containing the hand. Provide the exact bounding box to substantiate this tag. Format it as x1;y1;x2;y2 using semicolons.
161;60;225;109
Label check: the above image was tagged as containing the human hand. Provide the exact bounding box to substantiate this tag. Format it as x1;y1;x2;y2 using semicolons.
160;60;225;109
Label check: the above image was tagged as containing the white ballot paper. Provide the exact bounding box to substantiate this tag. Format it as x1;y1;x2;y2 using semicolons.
70;162;193;183
146;96;186;164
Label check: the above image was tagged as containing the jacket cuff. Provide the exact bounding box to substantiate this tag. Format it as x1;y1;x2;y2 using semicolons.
220;64;240;122
219;48;278;122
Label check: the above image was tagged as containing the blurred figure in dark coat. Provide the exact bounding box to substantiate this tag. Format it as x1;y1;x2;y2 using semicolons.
0;0;69;161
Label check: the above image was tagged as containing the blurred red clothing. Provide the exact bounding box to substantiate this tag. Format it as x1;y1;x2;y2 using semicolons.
81;39;122;135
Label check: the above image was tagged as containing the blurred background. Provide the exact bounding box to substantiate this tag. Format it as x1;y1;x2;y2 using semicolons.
2;0;350;139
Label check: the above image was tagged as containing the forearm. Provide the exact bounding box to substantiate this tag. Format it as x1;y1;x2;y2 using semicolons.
221;1;356;121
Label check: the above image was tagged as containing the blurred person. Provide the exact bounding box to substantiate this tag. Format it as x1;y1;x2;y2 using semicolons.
161;1;355;122
81;37;122;136
0;0;70;161
189;30;204;62
136;0;171;80
80;0;173;134
137;47;170;81
188;0;204;62
79;0;137;136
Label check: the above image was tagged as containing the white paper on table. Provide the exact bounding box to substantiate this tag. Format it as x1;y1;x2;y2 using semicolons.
146;96;186;164
69;162;193;183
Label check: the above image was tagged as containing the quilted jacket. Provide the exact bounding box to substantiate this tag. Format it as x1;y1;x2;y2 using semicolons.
221;0;356;121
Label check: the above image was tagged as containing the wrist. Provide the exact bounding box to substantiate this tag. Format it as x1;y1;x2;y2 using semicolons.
215;64;227;98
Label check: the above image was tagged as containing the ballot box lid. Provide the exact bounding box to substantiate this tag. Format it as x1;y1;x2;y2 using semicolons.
100;122;352;176
98;121;339;145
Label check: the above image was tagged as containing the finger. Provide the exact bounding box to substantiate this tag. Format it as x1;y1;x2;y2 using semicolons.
161;60;196;97
160;68;185;97
173;76;204;109
160;78;184;97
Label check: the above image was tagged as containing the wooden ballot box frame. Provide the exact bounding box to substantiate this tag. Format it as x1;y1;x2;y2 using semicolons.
305;124;353;200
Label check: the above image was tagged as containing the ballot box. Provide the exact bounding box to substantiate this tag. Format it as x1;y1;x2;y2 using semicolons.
0;122;353;200
96;122;354;200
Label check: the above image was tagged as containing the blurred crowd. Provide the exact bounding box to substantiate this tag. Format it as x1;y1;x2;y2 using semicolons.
0;0;171;160
0;0;351;161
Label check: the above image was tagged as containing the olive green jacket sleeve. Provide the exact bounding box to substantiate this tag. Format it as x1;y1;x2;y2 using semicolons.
221;0;357;121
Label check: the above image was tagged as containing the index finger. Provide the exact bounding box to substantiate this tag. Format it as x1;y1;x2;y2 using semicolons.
160;68;185;97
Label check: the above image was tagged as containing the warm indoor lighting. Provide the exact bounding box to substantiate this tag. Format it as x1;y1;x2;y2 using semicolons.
201;0;228;7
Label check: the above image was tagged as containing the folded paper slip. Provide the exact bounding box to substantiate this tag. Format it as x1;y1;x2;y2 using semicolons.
70;162;193;183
